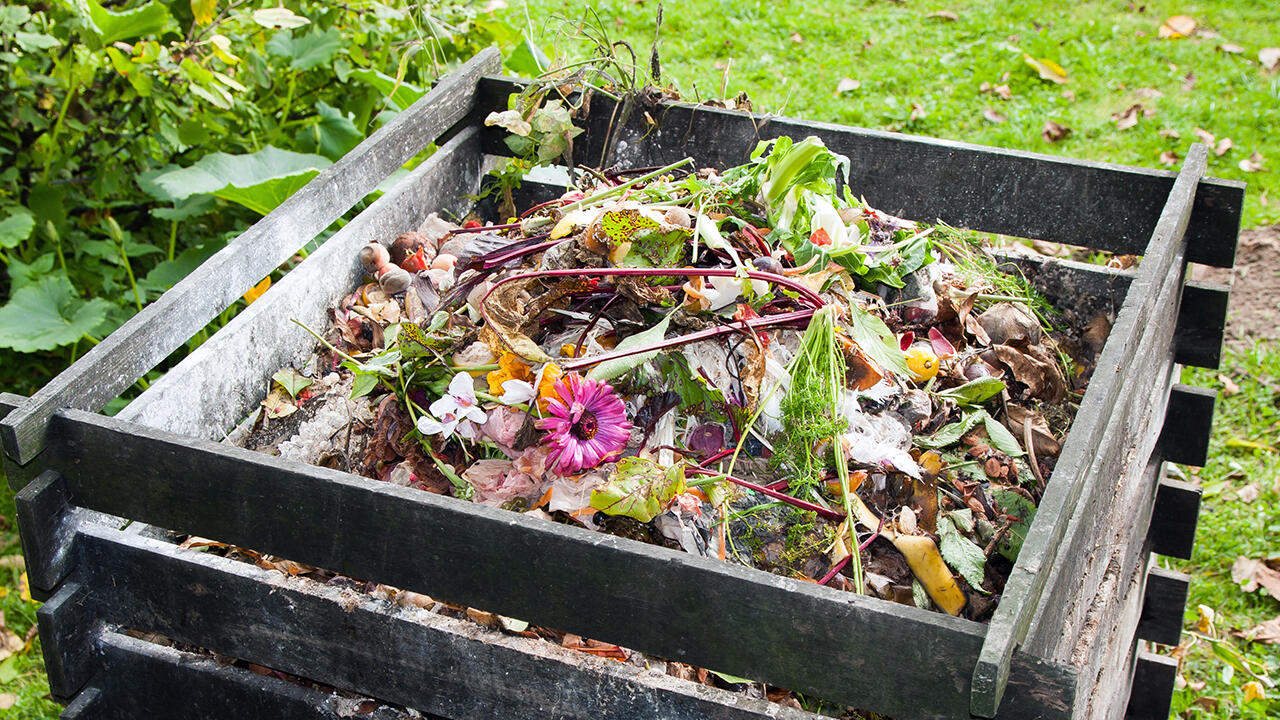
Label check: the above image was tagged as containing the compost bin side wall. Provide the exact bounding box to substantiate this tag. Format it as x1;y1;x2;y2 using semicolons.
474;77;1244;269
117;128;484;440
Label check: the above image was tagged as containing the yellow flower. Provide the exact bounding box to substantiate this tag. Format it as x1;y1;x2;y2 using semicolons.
487;352;533;395
535;363;563;413
1242;681;1265;704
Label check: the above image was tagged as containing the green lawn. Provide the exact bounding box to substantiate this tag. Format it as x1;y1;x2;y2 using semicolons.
2;0;1277;716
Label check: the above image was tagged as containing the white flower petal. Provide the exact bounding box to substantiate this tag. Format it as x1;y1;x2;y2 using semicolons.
462;405;489;425
500;379;536;405
448;372;477;401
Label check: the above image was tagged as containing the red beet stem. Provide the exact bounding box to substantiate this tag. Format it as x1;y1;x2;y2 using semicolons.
818;555;851;585
684;466;845;521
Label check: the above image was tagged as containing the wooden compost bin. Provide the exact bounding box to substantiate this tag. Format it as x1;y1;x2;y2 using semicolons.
1;48;1244;720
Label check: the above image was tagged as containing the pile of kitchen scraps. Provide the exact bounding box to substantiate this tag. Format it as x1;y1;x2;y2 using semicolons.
228;136;1107;708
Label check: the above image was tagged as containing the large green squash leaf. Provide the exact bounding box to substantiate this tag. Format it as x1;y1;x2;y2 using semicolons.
148;146;332;215
0;275;113;352
76;0;173;44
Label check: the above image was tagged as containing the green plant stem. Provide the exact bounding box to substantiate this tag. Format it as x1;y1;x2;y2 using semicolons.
557;156;694;214
167;220;178;262
40;81;80;184
290;318;362;366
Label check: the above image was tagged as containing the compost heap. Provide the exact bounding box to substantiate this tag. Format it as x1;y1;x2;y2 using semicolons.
249;136;1095;623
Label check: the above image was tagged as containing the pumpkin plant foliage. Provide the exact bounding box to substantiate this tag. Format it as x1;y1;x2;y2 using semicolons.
0;0;539;395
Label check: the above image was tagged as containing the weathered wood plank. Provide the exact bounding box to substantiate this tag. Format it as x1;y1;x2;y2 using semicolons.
1136;567;1190;647
15;471;75;592
118;128;485;440
59;686;104;720
1027;452;1168;719
37;582;96;700
476;78;1243;268
1148;478;1201;560
39;409;1075;720
989;254;1134;320
1174;281;1230;369
95;632;416;720
74;527;816;720
1124;652;1178;720
1159;384;1217;467
0;48;501;467
972;144;1208;718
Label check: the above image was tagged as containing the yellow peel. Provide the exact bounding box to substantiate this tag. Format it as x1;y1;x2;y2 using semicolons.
891;534;967;615
848;495;965;615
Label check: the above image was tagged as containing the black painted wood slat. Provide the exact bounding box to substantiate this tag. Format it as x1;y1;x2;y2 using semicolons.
1148;478;1202;560
75;528;817;720
37;583;96;700
0;49;502;466
37;408;1075;720
1125;652;1178;720
59;687;104;720
1159;384;1217;467
95;632;414;720
475;77;1243;268
1174;280;1231;369
1136;567;1190;647
972;143;1208;718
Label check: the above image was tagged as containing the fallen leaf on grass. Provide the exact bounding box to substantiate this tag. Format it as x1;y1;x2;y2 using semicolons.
836;77;861;94
1160;151;1181;166
1023;54;1069;84
1219;43;1245;54
1159;128;1181;139
1231;556;1280;598
1215;138;1235;156
1218;373;1240;395
1189;696;1218;712
1159;15;1197;39
0;693;14;710
1112;104;1146;130
17;573;30;603
927;10;959;21
1136;87;1164;99
1042;121;1071;142
1242;681;1266;703
909;104;927;121
1237;483;1260;503
1234;617;1280;644
982;108;1007;124
1194;127;1216;145
0;556;23;569
789;32;803;44
1239;152;1266;172
1260;48;1280;72
1183;71;1197;91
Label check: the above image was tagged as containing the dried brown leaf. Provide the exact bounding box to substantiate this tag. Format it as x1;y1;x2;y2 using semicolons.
1215;137;1235;156
1158;15;1197;39
982;108;1007;124
1193;127;1216;145
1219;43;1245;54
1061;89;1075;102
1159;128;1181;139
1183;71;1197;91
790;32;803;43
1218;373;1240;395
1260;47;1280;72
910;103;928;121
1231;556;1280;598
1238;483;1260;503
1112;104;1144;130
1160;150;1181;166
0;555;23;569
1042;121;1071;143
1240;152;1266;173
927;10;959;21
994;84;1012;100
836;77;861;94
1136;87;1165;99
0;694;14;710
1235;617;1280;644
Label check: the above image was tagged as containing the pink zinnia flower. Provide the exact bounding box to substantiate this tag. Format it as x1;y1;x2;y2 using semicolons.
536;374;631;475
